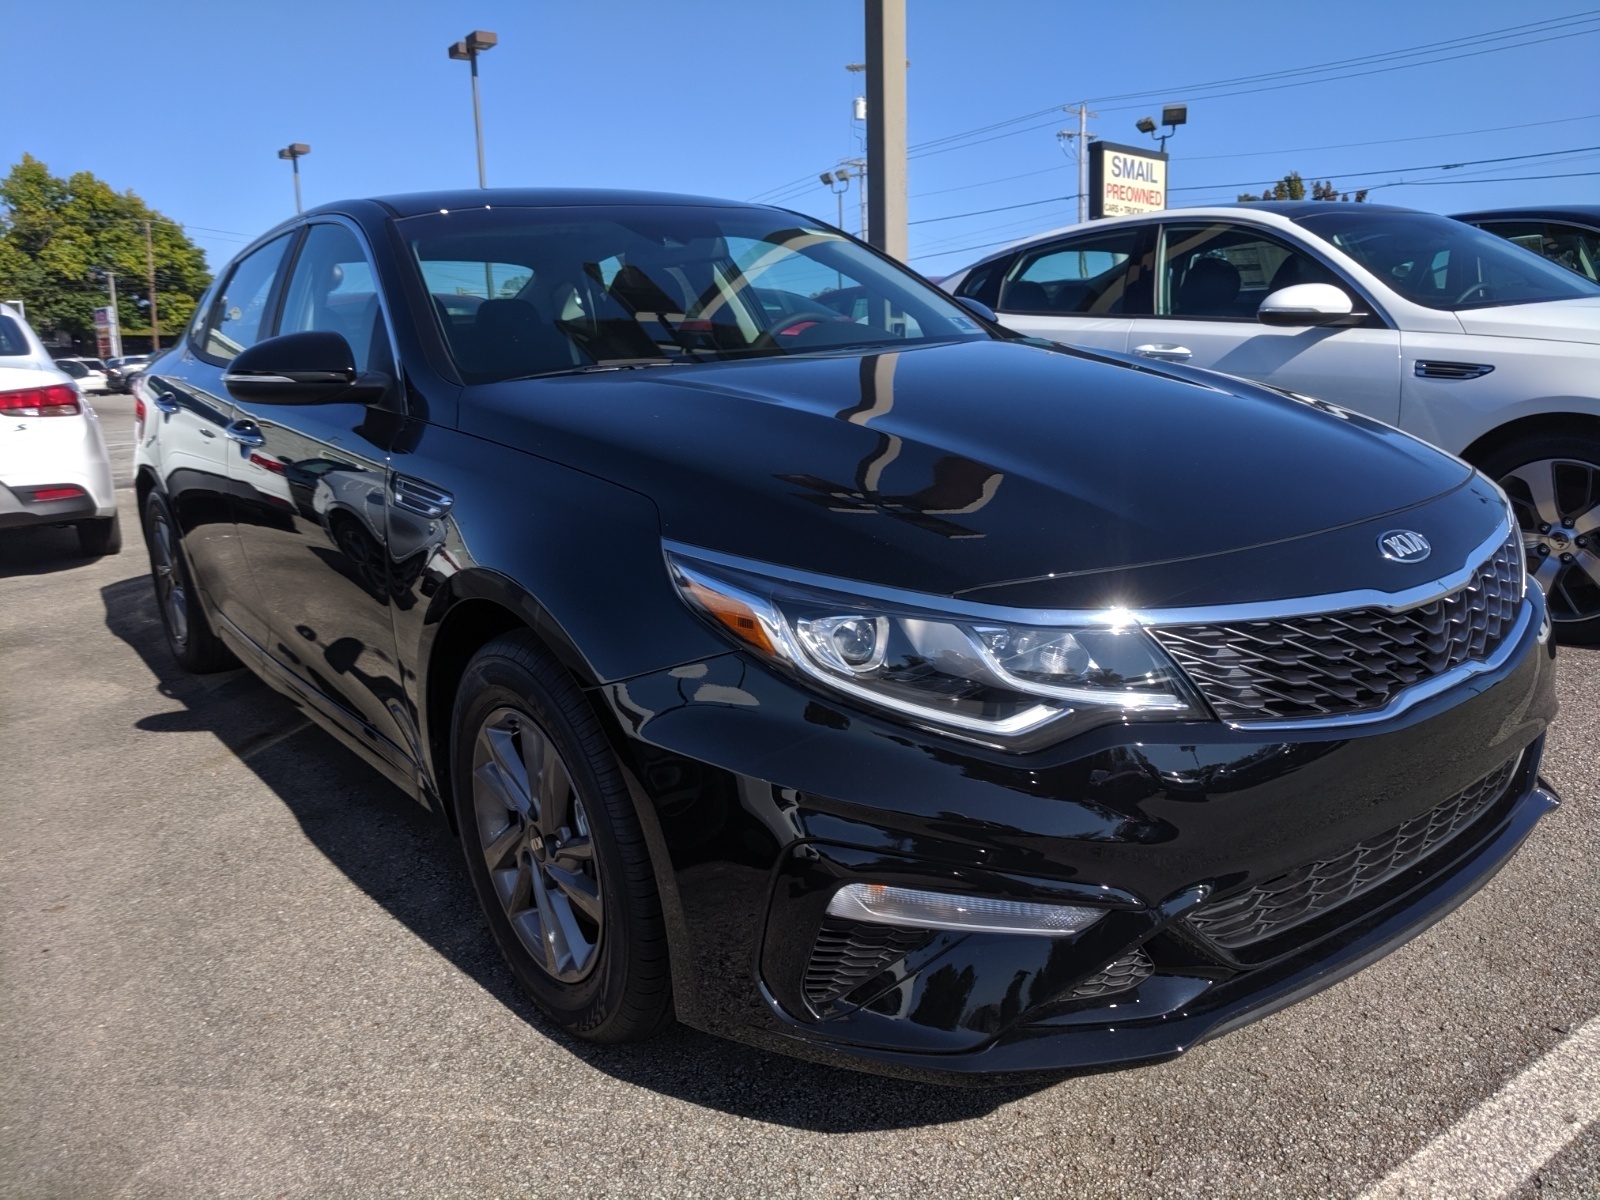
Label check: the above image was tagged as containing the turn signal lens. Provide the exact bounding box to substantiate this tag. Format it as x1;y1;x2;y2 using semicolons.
675;572;778;656
827;883;1106;937
0;384;80;416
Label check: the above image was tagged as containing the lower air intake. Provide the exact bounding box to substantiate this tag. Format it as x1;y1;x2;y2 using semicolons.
804;918;931;1010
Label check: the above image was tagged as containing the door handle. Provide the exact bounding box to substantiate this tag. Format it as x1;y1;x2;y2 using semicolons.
1133;344;1193;362
224;420;266;448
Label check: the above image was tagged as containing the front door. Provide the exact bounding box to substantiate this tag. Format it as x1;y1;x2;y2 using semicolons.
1127;221;1402;424
224;221;414;774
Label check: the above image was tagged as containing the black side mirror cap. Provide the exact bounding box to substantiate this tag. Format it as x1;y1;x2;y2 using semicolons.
956;296;999;324
224;330;389;406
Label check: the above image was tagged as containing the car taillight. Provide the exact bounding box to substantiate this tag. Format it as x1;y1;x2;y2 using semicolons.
135;395;146;436
0;384;81;416
29;485;86;502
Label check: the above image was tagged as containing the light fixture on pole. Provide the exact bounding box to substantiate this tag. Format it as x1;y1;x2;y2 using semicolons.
277;143;311;214
821;167;852;232
1135;104;1187;154
448;30;498;188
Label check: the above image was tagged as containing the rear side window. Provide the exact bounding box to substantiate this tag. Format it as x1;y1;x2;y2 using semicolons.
1475;220;1600;284
0;315;30;356
198;234;294;362
1000;229;1152;315
56;359;88;378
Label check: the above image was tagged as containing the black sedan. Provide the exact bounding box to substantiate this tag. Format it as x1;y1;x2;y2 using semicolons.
1453;205;1600;283
132;190;1559;1085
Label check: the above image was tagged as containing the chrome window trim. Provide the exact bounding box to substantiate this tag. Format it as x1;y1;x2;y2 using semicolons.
662;511;1516;631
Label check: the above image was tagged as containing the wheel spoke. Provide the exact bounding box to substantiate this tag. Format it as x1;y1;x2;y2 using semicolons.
547;862;603;923
473;759;528;823
1575;548;1600;589
531;871;575;974
1575;503;1600;538
536;745;573;837
1505;460;1563;528
481;725;533;815
1531;554;1562;593
481;819;524;871
493;861;531;915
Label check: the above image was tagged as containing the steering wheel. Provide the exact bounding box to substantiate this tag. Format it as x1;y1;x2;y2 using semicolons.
1454;281;1490;305
767;309;851;338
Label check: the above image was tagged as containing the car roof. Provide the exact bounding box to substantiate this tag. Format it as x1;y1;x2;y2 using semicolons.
1451;205;1600;226
316;187;770;221
953;201;1429;272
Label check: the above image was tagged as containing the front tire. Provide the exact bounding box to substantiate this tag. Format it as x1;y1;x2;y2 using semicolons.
1480;430;1600;645
141;492;238;673
450;632;673;1042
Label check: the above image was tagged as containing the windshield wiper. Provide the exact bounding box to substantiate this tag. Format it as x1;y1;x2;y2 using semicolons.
505;358;701;382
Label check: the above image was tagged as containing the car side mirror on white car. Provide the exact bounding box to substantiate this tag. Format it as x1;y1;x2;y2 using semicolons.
1257;282;1368;327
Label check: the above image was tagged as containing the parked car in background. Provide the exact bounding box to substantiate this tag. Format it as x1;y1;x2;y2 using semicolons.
105;354;150;393
943;202;1600;640
0;303;121;555
133;189;1558;1084
54;357;109;394
1453;205;1600;284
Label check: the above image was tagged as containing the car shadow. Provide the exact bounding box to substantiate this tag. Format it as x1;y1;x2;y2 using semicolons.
0;522;104;577
100;576;1037;1130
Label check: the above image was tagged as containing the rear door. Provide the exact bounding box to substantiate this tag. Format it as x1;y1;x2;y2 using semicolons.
224;219;415;777
982;224;1155;352
1126;220;1402;424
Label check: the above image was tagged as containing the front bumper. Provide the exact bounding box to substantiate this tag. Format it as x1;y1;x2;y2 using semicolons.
598;585;1560;1085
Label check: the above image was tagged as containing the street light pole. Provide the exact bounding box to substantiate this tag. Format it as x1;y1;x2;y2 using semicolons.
277;143;311;214
448;31;499;189
864;0;907;260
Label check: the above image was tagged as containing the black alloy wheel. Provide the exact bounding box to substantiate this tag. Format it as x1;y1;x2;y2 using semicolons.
141;492;239;672
1483;430;1600;644
450;632;673;1041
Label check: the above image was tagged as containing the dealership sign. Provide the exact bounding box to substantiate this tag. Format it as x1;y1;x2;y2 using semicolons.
1088;141;1168;219
93;305;123;360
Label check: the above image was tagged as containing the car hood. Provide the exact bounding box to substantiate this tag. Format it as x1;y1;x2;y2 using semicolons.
462;339;1479;603
1453;297;1600;345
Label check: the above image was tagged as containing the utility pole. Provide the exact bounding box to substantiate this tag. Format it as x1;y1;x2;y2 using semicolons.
143;221;160;351
864;0;907;260
106;269;123;358
1056;104;1096;224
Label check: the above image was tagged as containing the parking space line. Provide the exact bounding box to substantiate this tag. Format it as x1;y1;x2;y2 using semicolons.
1359;1014;1600;1199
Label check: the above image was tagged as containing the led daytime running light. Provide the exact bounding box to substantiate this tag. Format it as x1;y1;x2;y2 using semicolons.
827;882;1106;937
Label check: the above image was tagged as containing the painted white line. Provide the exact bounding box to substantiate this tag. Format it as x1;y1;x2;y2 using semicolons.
1360;1014;1600;1199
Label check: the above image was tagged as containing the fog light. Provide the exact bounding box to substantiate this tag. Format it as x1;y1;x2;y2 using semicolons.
826;882;1106;937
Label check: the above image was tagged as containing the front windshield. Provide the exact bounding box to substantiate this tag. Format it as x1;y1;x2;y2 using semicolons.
399;204;990;382
1295;209;1600;311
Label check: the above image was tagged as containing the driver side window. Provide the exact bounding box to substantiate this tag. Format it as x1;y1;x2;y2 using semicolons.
278;224;386;372
1159;223;1342;319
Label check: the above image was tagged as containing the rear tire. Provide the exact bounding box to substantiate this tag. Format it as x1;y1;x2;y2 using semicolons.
1478;430;1600;645
77;513;122;557
450;631;673;1043
141;492;238;673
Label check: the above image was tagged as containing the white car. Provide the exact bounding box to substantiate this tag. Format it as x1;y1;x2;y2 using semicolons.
54;357;110;394
0;303;121;555
942;202;1600;640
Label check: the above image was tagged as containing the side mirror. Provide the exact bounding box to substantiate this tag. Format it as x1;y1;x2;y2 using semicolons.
1257;282;1367;327
223;331;387;405
956;296;999;324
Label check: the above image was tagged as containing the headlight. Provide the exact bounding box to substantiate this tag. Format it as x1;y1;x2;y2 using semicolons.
666;549;1206;749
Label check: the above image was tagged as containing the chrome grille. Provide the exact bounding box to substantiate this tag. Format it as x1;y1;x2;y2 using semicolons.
1149;529;1522;722
1188;754;1522;950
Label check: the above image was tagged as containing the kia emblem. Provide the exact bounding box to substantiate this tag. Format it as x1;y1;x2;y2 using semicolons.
1378;530;1431;563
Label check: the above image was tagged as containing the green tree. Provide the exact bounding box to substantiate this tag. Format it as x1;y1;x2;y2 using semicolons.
1237;171;1368;203
0;154;211;347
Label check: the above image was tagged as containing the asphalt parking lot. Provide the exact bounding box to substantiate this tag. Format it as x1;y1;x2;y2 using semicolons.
2;394;1597;1198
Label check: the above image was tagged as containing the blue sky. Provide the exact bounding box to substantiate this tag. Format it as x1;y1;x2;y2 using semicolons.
3;1;1597;277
